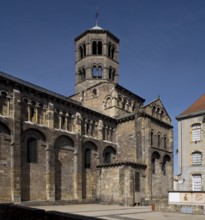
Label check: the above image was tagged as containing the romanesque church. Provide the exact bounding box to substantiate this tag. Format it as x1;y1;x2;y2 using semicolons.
0;24;173;205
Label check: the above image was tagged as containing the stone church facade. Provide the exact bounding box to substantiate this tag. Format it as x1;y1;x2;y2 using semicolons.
0;24;173;205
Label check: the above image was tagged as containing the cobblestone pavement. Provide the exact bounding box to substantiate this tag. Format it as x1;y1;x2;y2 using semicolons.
32;204;205;220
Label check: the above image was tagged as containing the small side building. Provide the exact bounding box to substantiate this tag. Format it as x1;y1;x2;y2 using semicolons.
169;94;205;208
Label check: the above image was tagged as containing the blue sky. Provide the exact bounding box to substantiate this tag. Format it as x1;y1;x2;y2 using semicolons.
1;0;205;174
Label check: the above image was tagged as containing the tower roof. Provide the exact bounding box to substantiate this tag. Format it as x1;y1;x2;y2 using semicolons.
176;93;205;120
75;27;119;43
91;25;103;30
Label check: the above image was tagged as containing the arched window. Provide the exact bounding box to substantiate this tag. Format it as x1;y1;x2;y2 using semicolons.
79;46;83;59
84;149;91;168
38;103;44;125
83;43;86;57
151;131;154;147
0;91;7;115
98;66;102;77
103;146;116;164
162;160;166;175
98;41;102;55
192;123;201;142
152;106;156;117
109;67;115;81
135;172;140;192
81;68;86;80
108;44;111;57
79;43;86;59
157;133;161;148
152;158;155;174
192;151;202;165
160;110;164;119
108;43;115;59
54;109;60;129
164;136;167;149
151;152;160;174
162;155;171;176
111;47;115;59
92;89;97;96
27;138;37;163
92;41;97;55
92;41;102;55
104;151;111;164
92;66;102;78
22;98;28;121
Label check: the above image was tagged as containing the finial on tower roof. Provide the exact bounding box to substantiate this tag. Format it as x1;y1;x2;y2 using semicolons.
95;7;99;26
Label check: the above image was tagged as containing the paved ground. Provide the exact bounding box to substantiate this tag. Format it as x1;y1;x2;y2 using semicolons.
32;204;205;220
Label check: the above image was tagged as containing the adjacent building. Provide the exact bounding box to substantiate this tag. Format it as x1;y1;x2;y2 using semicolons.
176;93;205;191
0;24;173;205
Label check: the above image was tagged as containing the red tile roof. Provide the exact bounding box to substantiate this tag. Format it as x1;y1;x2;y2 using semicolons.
180;93;205;116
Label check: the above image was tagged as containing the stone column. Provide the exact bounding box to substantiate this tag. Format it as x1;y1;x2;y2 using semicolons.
6;95;11;116
47;103;54;129
74;113;82;134
46;144;55;201
65;113;68;131
43;107;47;125
73;134;83;200
35;104;39;124
97;120;103;140
10;89;21;202
27;102;31;121
58;112;62;129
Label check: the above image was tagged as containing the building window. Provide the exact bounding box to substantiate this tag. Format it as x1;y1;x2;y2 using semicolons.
92;41;102;55
157;133;161;148
164;136;167;149
151;158;155;174
92;66;102;78
104;151;111;164
192;174;202;191
192;152;202;165
103;146;116;164
92;89;97;97
192;124;201;142
84;148;91;168
108;43;115;59
79;68;86;81
109;67;115;81
151;131;154;147
135;172;140;192
162;160;166;175
27;138;37;163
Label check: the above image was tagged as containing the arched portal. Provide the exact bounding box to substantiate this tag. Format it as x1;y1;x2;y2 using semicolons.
21;129;46;201
151;151;161;199
0;122;11;201
82;141;98;199
54;135;74;200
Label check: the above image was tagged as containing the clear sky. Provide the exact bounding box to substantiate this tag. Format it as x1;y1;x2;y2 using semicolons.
1;0;205;174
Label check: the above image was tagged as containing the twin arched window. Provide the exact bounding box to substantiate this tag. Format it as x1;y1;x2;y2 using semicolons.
92;41;102;55
92;66;102;78
108;43;115;59
79;43;86;59
109;67;115;81
79;68;86;80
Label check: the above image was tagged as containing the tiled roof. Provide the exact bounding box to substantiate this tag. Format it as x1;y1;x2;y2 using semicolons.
179;93;205;117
